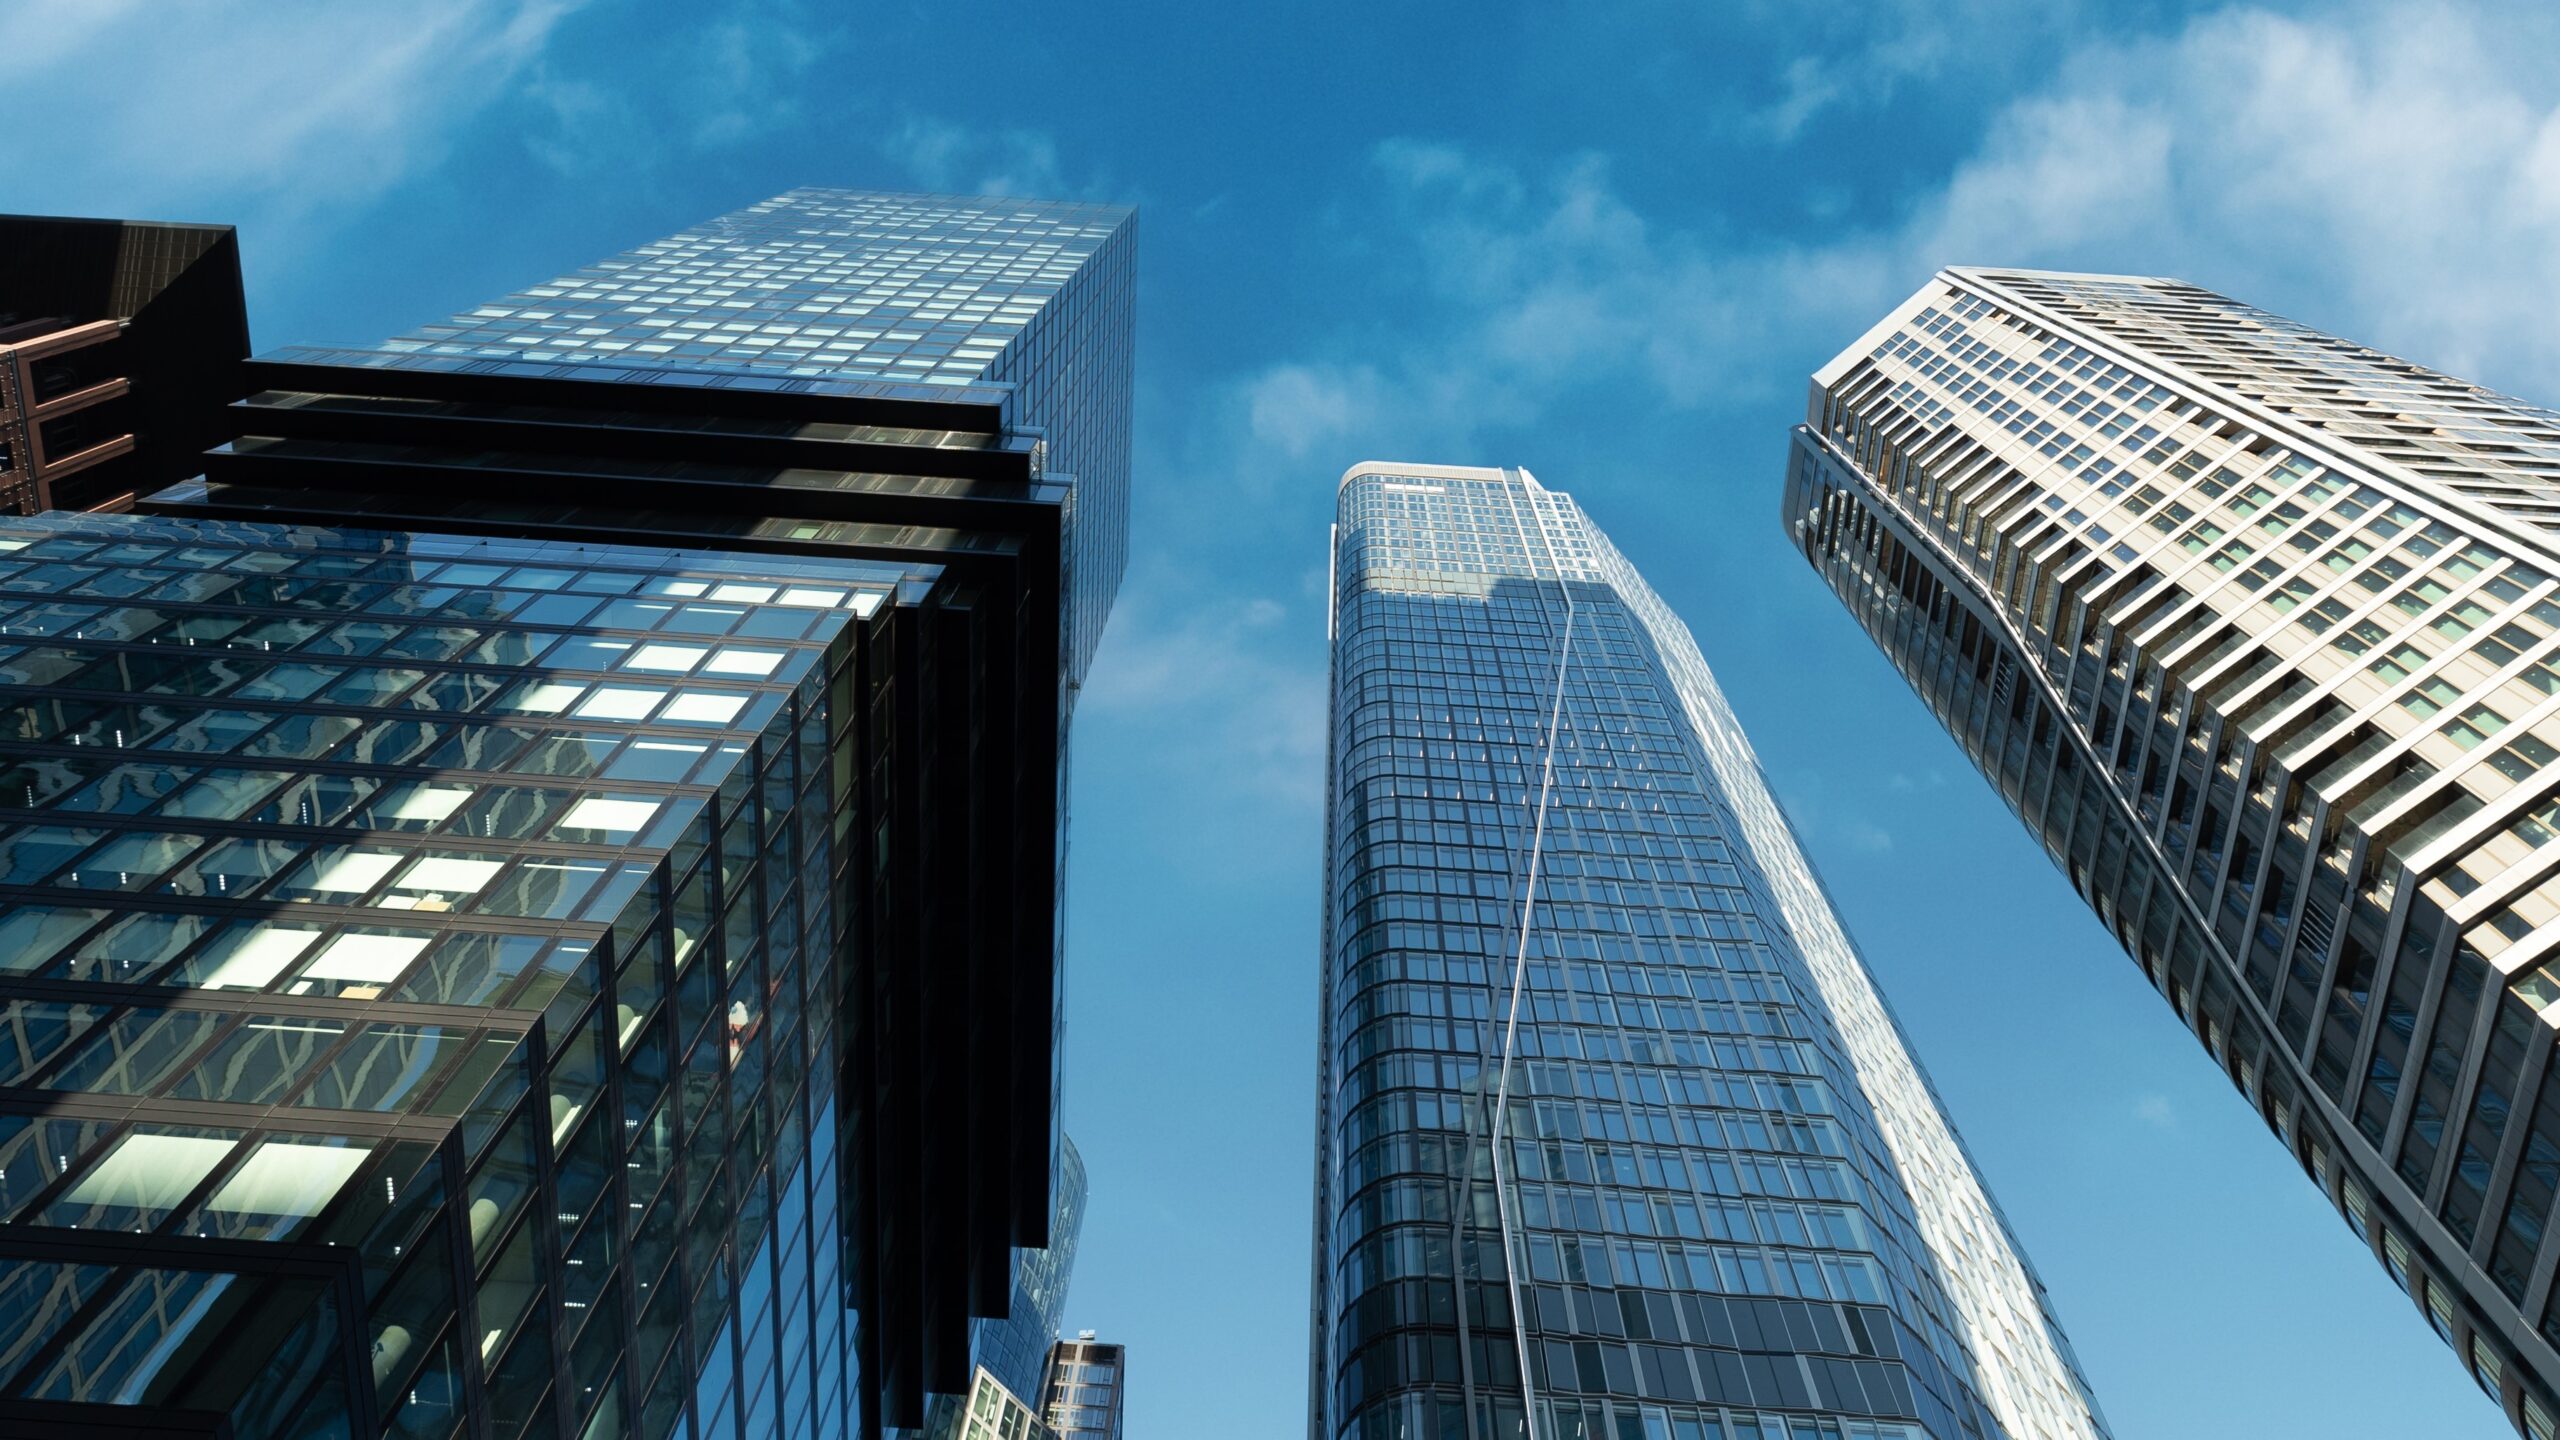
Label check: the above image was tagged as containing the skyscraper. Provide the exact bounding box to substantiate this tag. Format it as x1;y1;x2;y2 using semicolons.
1313;463;2108;1440
1038;1334;1124;1440
1782;268;2560;1437
0;189;1132;1440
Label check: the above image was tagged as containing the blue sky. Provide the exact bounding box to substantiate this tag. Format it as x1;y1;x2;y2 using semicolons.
11;0;2560;1434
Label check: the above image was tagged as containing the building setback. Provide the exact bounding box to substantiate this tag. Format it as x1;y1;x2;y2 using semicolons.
1783;268;2560;1437
1312;463;2108;1440
0;189;1132;1440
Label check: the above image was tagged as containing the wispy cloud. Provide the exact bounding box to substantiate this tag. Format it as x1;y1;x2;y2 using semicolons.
1079;578;1329;815
882;117;1072;198
0;0;581;219
1902;0;2560;399
2133;1094;2178;1130
522;0;844;178
1219;0;2560;474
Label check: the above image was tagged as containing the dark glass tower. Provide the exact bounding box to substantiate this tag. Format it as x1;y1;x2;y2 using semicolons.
1313;463;2107;1440
0;189;1132;1440
1784;269;2560;1439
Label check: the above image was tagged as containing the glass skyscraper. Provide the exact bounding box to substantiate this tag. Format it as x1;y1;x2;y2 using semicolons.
1313;463;2108;1440
1784;268;2560;1437
0;189;1133;1440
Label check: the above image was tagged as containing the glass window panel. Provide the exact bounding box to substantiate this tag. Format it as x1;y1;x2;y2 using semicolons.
593;599;678;629
0;905;111;972
144;706;274;754
296;1025;465;1113
704;649;784;678
479;858;608;920
0;755;103;806
575;687;664;721
0;1259;116;1387
78;910;220;982
625;644;707;673
497;680;586;716
477;1219;543;1365
0;649;94;686
382;855;506;910
253;773;381;827
303;621;402;657
470;631;565;667
452;786;576;842
44;1007;227;1095
422;723;538;773
389;932;550;1008
550;637;631;672
44;1127;242;1230
55;764;188;815
171;836;302;898
236;713;361;760
662;605;746;636
165;924;324;990
379;626;479;662
516;733;621;779
0;826;105;884
290;932;434;998
363;784;475;831
406;668;511;714
663;693;748;726
0;1001;110;1084
515;594;604;628
268;846;401;904
25;1267;237;1404
559;796;661;842
230;616;327;649
169;1016;347;1109
56;831;203;891
158;768;289;820
0;1113;115;1218
232;663;343;702
345;718;448;766
580;862;654;924
320;667;424;706
189;1137;371;1241
606;740;706;783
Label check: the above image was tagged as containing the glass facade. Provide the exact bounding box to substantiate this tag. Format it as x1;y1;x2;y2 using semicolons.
1038;1336;1123;1440
956;1366;1050;1440
0;188;1134;1440
1783;268;2560;1437
271;189;1134;690
0;508;907;1439
1314;464;2107;1440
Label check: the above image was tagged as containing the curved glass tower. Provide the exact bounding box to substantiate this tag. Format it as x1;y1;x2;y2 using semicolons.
1312;463;2107;1440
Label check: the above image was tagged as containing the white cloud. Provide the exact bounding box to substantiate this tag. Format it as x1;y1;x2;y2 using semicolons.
1078;579;1327;812
2134;1093;2179;1130
1245;364;1378;460
0;1;580;218
523;0;841;176
883;117;1070;198
1903;0;2560;400
1222;0;2560;476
